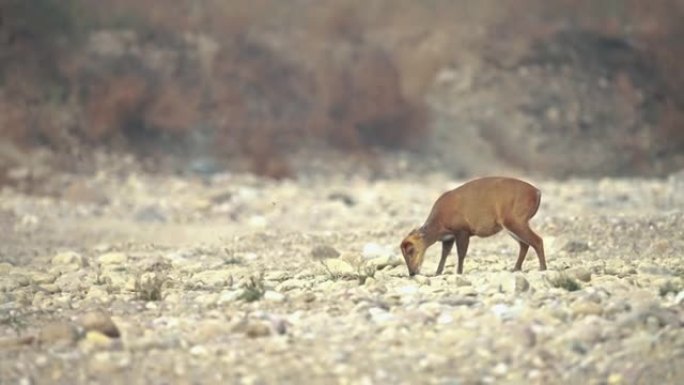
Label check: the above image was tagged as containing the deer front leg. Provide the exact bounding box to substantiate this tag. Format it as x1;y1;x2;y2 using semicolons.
435;239;454;275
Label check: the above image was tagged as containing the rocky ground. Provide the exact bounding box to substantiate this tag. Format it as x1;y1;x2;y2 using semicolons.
1;158;684;385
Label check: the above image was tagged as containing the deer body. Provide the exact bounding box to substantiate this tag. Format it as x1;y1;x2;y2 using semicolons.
400;177;546;275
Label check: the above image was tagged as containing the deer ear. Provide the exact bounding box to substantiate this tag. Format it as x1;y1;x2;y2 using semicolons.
401;241;414;256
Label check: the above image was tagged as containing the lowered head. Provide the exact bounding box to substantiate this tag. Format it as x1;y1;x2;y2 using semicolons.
400;227;428;276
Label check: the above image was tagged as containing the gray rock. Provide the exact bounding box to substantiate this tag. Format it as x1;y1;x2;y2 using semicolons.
562;240;590;253
515;275;530;293
310;245;340;260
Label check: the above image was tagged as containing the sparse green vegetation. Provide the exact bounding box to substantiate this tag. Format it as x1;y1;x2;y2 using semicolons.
134;272;167;301
0;310;28;334
659;280;683;297
549;273;582;292
239;274;266;302
357;263;377;285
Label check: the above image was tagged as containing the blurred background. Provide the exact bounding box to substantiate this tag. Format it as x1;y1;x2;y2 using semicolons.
1;0;683;182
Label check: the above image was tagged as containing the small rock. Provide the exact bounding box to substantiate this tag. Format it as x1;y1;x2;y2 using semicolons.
190;270;234;289
368;307;394;323
447;275;472;287
362;243;394;260
85;287;111;303
675;290;684;305
491;304;517;320
245;321;272;338
89;351;131;373
310;245;340;260
277;279;310;292
263;291;286;303
328;192;355;206
562;241;590;253
82;331;116;349
79;312;120;338
567;267;592;282
0;262;13;274
0;335;35;348
39;284;60;294
51;251;87;267
515;275;530;293
365;255;403;270
190;345;210;356
298;292;316;303
571;300;603;317
38;321;80;346
321;259;355;277
194;293;219;306
98;252;128;266
264;271;290;281
29;271;56;285
217;290;242;304
396;284;419;296
134;205;167;223
412;275;430;285
99;271;134;292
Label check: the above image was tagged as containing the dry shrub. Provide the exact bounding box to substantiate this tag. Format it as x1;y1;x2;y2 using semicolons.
144;82;202;134
0;95;29;143
83;74;148;141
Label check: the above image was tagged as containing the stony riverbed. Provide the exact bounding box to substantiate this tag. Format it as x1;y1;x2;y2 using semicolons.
1;164;684;385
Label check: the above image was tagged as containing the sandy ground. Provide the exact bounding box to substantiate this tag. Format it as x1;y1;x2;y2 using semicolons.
1;163;684;385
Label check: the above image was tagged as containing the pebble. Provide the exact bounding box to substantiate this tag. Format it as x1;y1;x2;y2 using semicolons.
89;352;131;373
82;331;116;349
85;286;111;303
51;251;87;267
321;259;355;277
29;271;57;285
562;240;590;253
80;312;121;338
98;252;128;266
515;275;530;293
571;300;604;317
311;245;340;259
245;321;272;338
365;255;403;270
263;291;286;302
276;279;310;291
362;243;394;260
190;270;234;289
0;262;13;274
567;266;592;282
38;321;80;346
217;290;242;304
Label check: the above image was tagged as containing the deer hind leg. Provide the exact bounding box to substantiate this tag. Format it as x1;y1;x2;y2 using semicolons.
513;241;529;271
455;232;470;274
504;220;547;271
